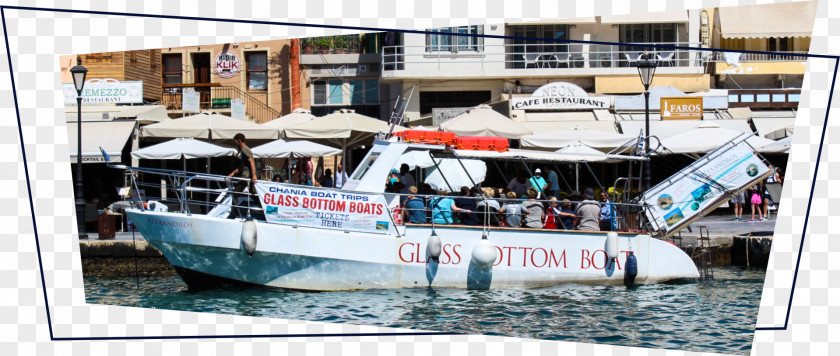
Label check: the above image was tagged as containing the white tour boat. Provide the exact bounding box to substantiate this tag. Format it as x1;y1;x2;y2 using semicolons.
120;135;773;291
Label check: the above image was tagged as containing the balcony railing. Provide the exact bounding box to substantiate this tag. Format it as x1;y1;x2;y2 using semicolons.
709;51;809;62
161;83;281;123
382;42;705;72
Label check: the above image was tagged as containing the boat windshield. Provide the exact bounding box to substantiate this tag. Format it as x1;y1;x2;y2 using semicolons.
350;152;380;180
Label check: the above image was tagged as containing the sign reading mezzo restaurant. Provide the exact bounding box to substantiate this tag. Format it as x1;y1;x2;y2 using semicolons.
511;82;610;110
660;97;703;120
255;182;392;233
63;79;143;104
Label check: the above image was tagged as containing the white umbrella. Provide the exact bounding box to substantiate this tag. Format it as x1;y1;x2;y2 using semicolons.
284;109;405;167
657;123;775;154
252;140;342;158
263;108;317;130
759;136;792;153
424;159;487;193
394;150;436;171
521;128;637;150
440;104;532;139
140;112;280;140
555;142;606;191
131;138;235;159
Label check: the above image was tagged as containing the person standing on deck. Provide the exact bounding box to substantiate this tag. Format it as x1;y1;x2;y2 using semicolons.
529;168;549;199
545;166;561;199
507;170;531;198
229;133;257;194
599;190;616;231
399;164;415;195
575;188;601;231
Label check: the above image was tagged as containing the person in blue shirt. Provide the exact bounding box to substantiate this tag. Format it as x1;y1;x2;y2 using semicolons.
529;168;549;199
401;186;427;224
431;190;470;224
599;191;616;231
559;199;576;230
544;166;561;199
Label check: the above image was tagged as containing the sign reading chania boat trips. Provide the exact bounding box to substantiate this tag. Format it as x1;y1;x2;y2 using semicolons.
255;182;392;233
511;82;610;110
660;97;703;120
643;140;770;234
63;79;143;104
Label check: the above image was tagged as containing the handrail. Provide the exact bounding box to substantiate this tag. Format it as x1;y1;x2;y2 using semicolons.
161;84;281;123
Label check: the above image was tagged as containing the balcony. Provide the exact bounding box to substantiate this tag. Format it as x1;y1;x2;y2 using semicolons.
708;51;810;76
161;83;280;123
381;42;706;80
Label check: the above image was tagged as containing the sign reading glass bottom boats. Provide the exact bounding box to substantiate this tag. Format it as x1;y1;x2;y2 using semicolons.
255;182;391;232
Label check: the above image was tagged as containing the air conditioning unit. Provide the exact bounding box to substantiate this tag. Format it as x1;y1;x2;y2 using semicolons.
359;64;368;73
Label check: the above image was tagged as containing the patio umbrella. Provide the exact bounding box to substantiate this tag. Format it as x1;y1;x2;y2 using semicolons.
252;140;342;158
521;127;637;150
139;112;280;140
555;142;607;191
263;108;317;131
283;109;405;167
131;137;235;172
758;136;792;154
657;122;775;154
424;159;487;193
440;104;532;139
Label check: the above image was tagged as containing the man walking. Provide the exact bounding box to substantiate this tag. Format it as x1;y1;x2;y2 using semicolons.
228;133;257;193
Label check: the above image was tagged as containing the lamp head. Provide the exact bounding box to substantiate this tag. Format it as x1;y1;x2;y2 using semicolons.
69;56;88;94
636;51;658;88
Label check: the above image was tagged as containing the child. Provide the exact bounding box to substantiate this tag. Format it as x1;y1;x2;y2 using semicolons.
748;184;764;222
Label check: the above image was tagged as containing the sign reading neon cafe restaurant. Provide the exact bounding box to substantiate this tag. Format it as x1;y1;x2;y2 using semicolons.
511;82;610;110
63;79;143;104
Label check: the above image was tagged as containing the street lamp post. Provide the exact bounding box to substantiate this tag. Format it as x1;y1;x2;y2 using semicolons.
636;51;658;192
70;57;88;239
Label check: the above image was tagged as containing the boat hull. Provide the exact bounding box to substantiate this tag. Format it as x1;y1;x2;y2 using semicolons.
128;209;699;291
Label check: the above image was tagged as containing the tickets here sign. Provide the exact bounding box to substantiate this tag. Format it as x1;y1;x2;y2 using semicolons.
255;182;392;233
643;142;769;233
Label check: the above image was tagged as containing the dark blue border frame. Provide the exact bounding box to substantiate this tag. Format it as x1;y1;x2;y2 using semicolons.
2;5;836;340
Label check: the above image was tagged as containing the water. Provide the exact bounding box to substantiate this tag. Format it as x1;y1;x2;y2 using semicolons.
85;267;763;354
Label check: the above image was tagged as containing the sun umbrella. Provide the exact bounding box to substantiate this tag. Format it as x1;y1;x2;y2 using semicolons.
521;127;637;150
252;140;342;158
139;112;280;140
131;137;236;159
440;105;531;139
424;159;487;193
263;108;317;131
283;109;405;167
657;123;775;154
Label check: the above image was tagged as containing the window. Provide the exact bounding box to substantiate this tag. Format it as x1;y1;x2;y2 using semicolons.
772;94;786;102
768;37;791;52
312;80;379;106
162;54;182;85
619;23;678;54
508;25;570;68
426;25;483;52
246;52;268;91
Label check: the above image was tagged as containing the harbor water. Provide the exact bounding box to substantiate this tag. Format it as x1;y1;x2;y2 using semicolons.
85;266;763;354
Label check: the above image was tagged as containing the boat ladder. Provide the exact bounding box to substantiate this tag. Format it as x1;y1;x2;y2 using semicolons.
694;225;715;279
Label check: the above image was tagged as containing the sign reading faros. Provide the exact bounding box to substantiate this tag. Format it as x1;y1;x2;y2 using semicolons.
63;79;143;104
215;50;241;79
511;82;610;110
660;97;703;120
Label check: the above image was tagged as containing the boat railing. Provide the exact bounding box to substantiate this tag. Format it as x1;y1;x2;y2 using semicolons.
386;191;649;233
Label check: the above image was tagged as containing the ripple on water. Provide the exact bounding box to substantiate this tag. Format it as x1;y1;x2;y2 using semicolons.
84;267;763;354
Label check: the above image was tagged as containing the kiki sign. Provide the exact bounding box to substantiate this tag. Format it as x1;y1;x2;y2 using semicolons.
215;50;241;79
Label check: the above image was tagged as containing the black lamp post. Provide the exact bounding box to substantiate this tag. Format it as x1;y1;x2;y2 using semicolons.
636;51;658;192
70;57;88;239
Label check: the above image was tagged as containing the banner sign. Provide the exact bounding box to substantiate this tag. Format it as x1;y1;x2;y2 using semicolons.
231;98;246;120
660;97;703;120
63;79;143;104
511;96;610;110
255;182;392;233
182;88;200;113
642;140;770;234
215;50;241;79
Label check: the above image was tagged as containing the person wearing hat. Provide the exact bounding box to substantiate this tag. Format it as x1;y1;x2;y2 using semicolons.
229;133;257;193
574;188;601;231
529;168;549;199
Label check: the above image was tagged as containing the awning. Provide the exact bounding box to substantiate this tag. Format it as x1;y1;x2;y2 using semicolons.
66;121;136;164
519;120;619;134
618;119;754;140
65;105;170;123
600;11;689;24
718;1;817;39
514;111;599;122
508;17;598;25
751;116;795;139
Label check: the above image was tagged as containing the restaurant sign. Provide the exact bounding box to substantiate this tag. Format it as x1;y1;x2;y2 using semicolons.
215;50;240;79
63;79;143;104
511;82;610;110
660;97;703;120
